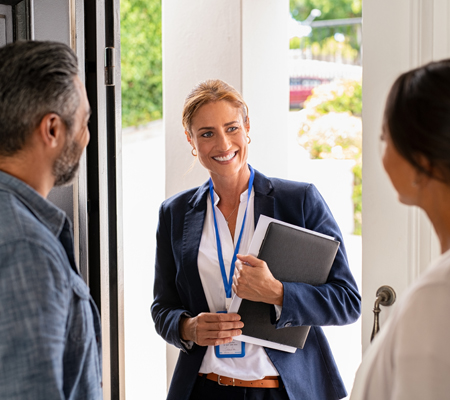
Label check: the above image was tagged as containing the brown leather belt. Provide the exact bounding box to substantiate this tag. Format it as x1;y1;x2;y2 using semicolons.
199;373;280;388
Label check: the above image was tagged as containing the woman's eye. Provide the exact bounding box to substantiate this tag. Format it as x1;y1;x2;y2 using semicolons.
201;131;213;138
379;132;387;156
227;126;238;133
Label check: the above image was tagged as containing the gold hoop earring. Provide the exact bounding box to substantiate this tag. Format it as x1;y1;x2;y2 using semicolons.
247;136;251;144
191;148;197;157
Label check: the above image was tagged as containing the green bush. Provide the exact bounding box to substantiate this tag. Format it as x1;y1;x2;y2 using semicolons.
352;160;362;235
120;0;162;128
316;80;362;116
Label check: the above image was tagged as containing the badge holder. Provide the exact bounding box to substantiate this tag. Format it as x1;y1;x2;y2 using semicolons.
215;311;245;358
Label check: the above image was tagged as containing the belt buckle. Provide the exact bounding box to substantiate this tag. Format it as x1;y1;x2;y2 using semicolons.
217;375;235;387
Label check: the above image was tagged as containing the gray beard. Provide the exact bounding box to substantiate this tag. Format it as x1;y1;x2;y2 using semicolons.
53;138;82;187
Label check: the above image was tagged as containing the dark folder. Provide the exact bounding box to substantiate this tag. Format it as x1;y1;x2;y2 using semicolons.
238;221;340;348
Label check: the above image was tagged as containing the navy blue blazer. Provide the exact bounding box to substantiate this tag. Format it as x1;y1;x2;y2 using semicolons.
151;169;361;400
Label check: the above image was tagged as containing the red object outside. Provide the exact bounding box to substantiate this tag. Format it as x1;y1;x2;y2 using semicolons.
289;77;329;109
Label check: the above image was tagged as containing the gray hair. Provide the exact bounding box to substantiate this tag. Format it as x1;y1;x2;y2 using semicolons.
0;40;80;156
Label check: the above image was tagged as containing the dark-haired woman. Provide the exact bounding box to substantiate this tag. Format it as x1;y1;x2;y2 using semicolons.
152;79;361;400
351;59;450;400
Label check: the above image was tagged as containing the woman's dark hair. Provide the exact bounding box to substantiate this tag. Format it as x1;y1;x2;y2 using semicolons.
384;58;450;183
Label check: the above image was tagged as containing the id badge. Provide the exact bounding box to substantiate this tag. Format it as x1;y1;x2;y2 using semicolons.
215;311;245;358
215;340;245;358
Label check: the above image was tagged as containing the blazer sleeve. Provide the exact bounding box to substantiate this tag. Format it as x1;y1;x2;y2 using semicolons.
275;183;361;329
151;204;193;352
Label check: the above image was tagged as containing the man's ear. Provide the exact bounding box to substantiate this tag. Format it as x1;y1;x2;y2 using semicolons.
37;113;66;149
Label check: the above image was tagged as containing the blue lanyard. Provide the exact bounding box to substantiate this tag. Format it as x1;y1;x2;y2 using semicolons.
209;165;255;299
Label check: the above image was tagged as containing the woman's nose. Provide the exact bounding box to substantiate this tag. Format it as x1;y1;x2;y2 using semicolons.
216;131;232;150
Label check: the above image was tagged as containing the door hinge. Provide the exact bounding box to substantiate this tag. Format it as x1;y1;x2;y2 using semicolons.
104;47;115;86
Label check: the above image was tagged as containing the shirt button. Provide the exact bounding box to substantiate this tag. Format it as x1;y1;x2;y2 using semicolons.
284;322;292;327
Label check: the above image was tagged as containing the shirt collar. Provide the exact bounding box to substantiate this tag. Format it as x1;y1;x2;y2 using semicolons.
188;168;272;209
212;188;252;207
0;170;67;237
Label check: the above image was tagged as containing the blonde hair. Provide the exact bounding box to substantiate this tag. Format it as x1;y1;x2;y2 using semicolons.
182;79;249;135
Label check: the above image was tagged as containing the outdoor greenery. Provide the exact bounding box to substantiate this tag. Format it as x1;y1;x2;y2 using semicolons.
120;0;162;128
297;80;362;234
290;0;362;21
315;79;362;115
290;0;362;63
352;161;362;235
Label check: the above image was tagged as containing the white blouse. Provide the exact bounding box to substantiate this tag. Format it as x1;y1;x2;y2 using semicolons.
350;248;450;400
197;187;279;380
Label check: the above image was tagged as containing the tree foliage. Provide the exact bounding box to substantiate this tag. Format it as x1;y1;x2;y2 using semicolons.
120;0;162;128
290;0;362;60
290;0;361;21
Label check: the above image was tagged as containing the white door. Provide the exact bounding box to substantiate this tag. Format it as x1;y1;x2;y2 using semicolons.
361;0;450;350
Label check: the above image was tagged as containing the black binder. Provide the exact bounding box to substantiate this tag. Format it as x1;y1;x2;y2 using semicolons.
238;221;340;348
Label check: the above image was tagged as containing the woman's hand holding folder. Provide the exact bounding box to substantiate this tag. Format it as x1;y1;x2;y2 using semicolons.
232;254;284;306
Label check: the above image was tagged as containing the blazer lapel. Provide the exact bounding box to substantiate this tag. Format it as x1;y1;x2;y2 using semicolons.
181;182;210;315
253;169;275;227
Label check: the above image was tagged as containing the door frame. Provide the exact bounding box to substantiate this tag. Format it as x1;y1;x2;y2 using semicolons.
84;0;124;398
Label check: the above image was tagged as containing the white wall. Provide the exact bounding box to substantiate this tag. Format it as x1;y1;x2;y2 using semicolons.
242;1;289;178
163;0;242;198
163;0;289;389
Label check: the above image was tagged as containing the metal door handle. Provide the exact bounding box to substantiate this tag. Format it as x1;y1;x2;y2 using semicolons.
371;285;396;342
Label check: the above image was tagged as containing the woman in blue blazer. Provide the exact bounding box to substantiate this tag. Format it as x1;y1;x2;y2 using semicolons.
151;79;361;400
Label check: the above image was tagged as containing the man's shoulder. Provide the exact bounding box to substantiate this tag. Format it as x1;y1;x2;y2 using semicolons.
0;190;56;249
0;194;71;290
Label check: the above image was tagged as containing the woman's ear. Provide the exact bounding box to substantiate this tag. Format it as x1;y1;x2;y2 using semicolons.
245;117;250;133
412;154;437;188
185;130;192;145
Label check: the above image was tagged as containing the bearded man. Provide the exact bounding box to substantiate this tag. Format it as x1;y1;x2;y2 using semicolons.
0;40;102;400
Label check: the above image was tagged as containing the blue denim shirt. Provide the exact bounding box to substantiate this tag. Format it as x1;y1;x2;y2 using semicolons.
0;171;102;399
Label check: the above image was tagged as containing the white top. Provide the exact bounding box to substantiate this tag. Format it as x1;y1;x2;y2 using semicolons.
197;188;279;380
350;248;450;400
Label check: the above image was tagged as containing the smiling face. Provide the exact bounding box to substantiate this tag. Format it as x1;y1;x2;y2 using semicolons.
187;100;250;183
